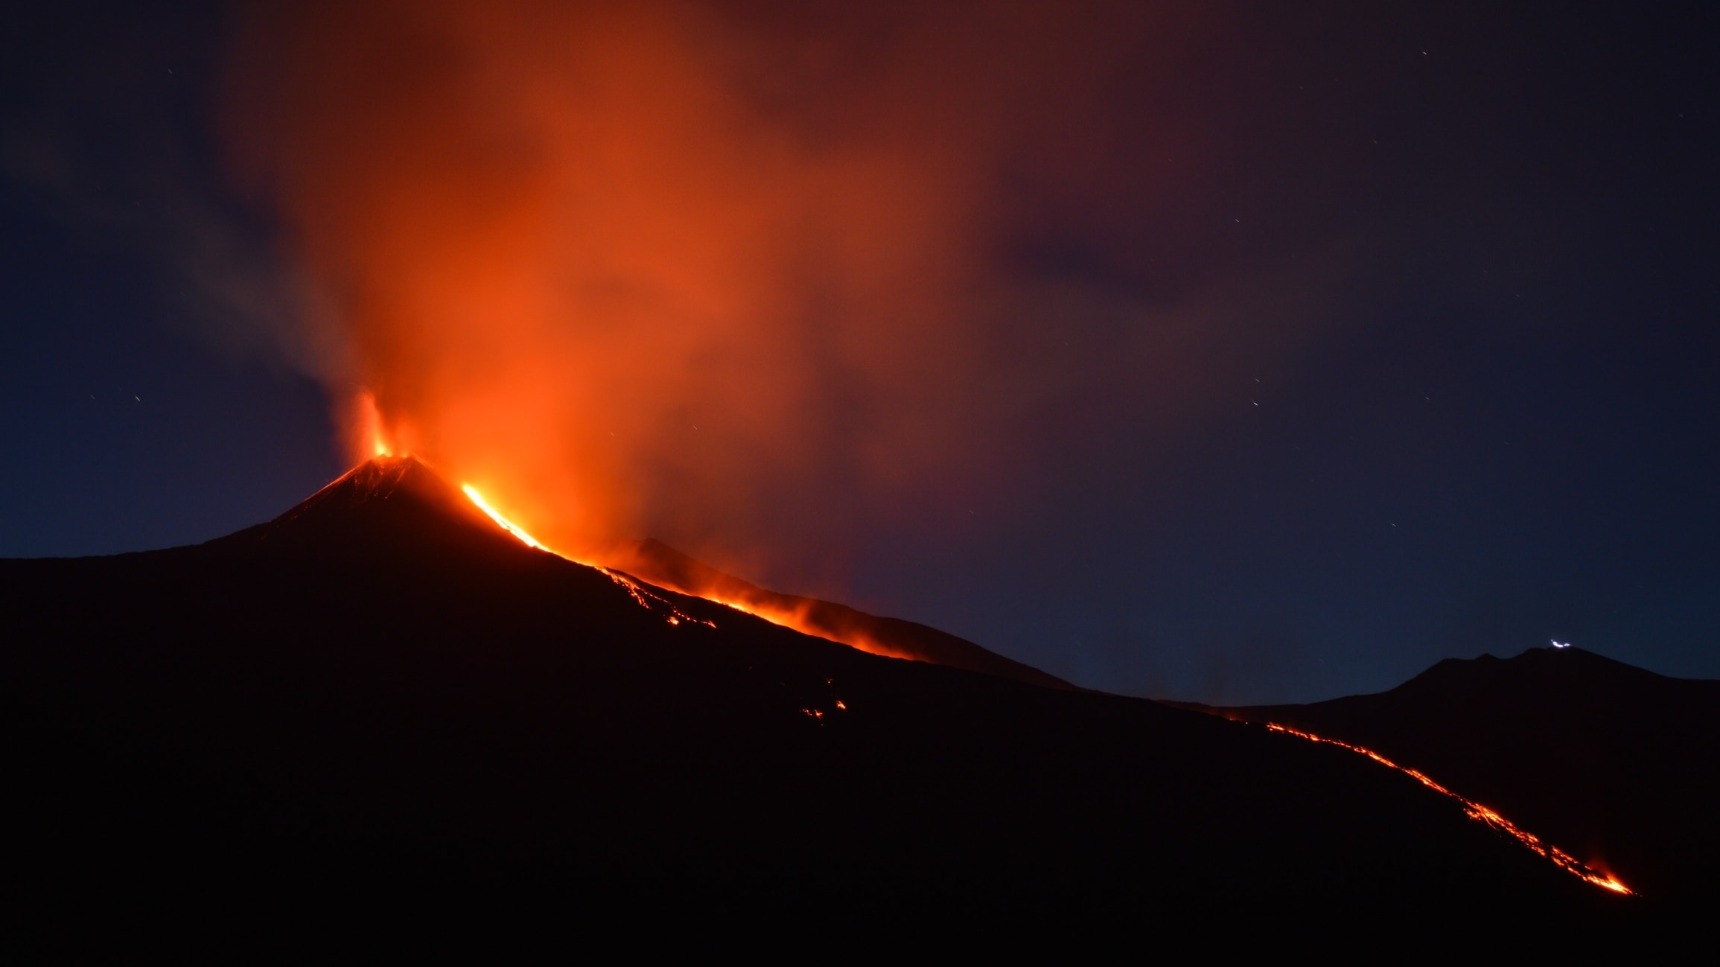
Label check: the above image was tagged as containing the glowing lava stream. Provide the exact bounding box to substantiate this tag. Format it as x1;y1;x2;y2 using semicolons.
461;484;546;549
456;480;887;642
460;483;714;629
1265;723;1633;895
409;446;894;656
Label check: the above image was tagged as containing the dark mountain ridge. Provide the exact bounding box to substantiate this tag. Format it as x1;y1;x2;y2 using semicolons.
1213;646;1720;907
3;459;1645;934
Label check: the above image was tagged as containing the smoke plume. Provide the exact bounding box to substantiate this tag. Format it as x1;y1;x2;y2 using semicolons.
223;0;1339;586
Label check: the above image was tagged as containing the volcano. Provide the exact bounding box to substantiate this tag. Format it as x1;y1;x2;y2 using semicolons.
4;458;1645;934
214;456;1068;689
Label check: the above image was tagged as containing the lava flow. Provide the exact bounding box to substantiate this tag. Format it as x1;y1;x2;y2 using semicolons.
460;479;714;630
454;473;899;657
1265;723;1633;896
461;484;545;550
363;415;617;602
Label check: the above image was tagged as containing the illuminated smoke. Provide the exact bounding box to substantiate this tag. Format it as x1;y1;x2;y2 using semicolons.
222;0;1339;589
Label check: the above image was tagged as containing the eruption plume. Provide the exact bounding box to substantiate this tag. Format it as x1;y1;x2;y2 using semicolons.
222;0;1335;602
226;0;1009;565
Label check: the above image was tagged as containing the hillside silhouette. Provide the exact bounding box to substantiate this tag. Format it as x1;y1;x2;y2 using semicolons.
5;459;1642;935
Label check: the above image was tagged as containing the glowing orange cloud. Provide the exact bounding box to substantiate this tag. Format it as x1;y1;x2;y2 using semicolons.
225;0;1016;566
220;0;1323;598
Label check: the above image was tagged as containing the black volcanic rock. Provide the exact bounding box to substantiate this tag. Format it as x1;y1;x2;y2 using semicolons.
2;462;1645;936
1217;646;1720;907
212;454;508;551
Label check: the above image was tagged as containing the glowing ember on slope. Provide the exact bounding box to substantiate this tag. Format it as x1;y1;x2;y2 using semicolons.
800;677;851;724
595;552;920;662
1264;723;1633;895
596;567;717;629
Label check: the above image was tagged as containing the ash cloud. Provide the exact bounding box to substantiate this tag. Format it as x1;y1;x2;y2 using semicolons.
222;0;1349;587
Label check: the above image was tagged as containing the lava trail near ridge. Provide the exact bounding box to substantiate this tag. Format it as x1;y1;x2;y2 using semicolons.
1265;723;1633;895
459;453;1635;900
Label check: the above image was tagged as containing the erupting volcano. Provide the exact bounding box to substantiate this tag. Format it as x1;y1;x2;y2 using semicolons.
12;0;1720;944
278;453;1068;689
7;456;1670;937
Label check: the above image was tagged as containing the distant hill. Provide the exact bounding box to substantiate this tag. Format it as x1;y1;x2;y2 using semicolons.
1209;646;1720;907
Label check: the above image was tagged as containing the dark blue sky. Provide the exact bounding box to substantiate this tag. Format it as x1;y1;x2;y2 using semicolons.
4;1;1716;703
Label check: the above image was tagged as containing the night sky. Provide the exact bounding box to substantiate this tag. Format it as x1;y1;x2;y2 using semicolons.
4;0;1716;703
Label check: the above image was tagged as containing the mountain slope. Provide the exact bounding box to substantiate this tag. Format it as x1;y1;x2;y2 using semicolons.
608;537;1071;689
1215;646;1720;906
2;461;1637;931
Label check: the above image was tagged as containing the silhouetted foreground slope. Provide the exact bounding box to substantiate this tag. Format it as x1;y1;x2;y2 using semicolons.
4;460;1635;933
1216;647;1720;908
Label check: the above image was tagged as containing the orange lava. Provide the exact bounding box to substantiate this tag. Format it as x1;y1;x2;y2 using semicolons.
591;546;922;662
461;481;715;630
696;592;915;662
596;567;717;629
456;479;835;640
461;483;545;550
1265;723;1633;895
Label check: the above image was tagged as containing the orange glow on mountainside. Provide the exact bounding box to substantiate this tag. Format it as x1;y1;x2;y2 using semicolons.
453;472;915;660
461;483;544;550
1265;723;1634;896
460;479;715;630
670;585;915;657
597;540;925;662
